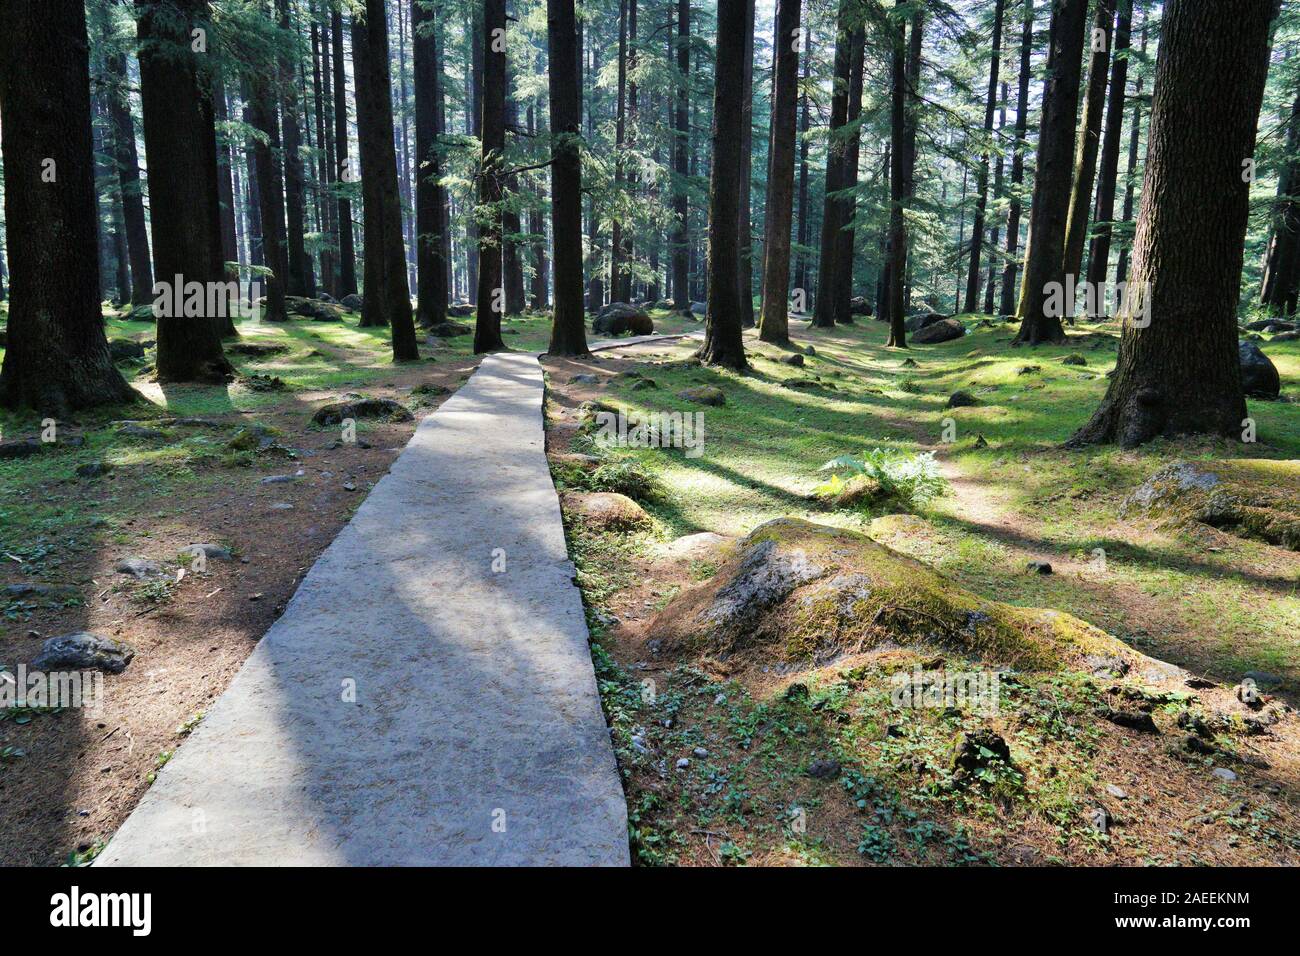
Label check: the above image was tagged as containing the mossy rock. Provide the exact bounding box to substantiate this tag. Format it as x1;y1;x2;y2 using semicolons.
1122;459;1300;551
677;385;726;406
646;517;1156;672
560;491;651;531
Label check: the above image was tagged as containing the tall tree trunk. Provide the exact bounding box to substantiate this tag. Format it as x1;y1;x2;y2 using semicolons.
0;0;135;413
502;95;527;315
1061;0;1115;286
1114;19;1147;289
413;0;448;327
245;71;290;324
1261;87;1300;313
527;94;549;309
352;0;420;360
332;5;358;295
466;3;483;304
1084;0;1133;303
277;0;315;297
831;24;865;326
314;10;338;297
810;0;855;328
211;76;240;335
963;0;1004;313
1070;0;1277;448
999;0;1033;317
758;0;801;346
1014;0;1087;345
737;0;756;328
671;0;690;310
135;0;233;382
610;0;628;302
103;48;154;305
698;0;748;368
794;52;810;300
887;12;922;348
984;81;1008;314
473;0;507;352
546;0;589;355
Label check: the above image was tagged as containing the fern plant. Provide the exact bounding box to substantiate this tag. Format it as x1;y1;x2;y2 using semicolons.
814;448;948;511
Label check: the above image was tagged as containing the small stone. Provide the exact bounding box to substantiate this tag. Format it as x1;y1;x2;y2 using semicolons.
1211;767;1238;783
630;735;649;754
343;481;358;491
806;759;841;780
570;373;600;384
946;390;978;408
1026;560;1053;575
249;593;263;602
677;385;726;406
713;692;727;706
779;353;805;367
32;632;134;674
1087;806;1112;833
181;543;232;562
675;758;691;770
804;345;817;356
76;461;112;480
692;747;709;759
1106;784;1128;800
115;556;163;579
1061;354;1088;367
261;474;297;484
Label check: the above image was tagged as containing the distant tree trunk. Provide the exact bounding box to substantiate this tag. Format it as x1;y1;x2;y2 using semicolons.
831;24;865;326
502;96;527;315
963;0;1003;313
671;0;690;310
887;12;922;348
136;0;233;382
352;0;420;360
211;76;240;335
103;48;154;305
737;0;756;328
999;0;1033;316
277;0;315;297
758;0;801;346
1084;0;1133;303
984;82;1008;314
527;93;549;309
810;0;855;329
1062;0;1115;287
314;11;338;298
1261;87;1300;314
794;53;811;299
698;0;748;369
546;0;589;355
413;0;448;327
332;6;358;295
1114;19;1147;289
245;72;289;323
1014;0;1087;345
467;3;483;305
1069;0;1277;448
0;0;136;413
610;0;629;302
473;0;507;352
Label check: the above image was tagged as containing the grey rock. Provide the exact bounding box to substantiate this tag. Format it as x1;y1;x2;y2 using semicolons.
779;353;805;367
4;583;80;602
806;759;841;780
947;390;978;408
33;632;135;674
1211;767;1239;783
340;293;363;311
1026;560;1053;575
182;544;232;562
914;318;966;344
311;398;413;426
1239;340;1280;400
699;539;825;635
570;373;601;385
115;556;164;579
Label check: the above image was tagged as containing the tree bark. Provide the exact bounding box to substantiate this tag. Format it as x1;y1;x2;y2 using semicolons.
546;0;590;355
135;0;233;382
810;0;855;329
277;0;315;297
737;0;756;328
502;95;527;315
671;0;690;310
1114;19;1147;289
1070;0;1277;448
831;24;865;326
963;0;1004;313
1014;0;1087;345
794;52;811;299
103;47;155;305
697;0;748;369
245;71;289;324
887;12;922;348
999;0;1033;317
473;0;507;352
0;0;136;414
352;0;420;359
413;0;448;327
758;0;801;346
332;5;358;295
1062;0;1115;286
1084;0;1133;302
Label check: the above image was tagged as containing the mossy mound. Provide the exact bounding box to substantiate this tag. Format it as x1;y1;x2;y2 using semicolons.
1122;459;1300;551
560;491;651;531
646;517;1149;672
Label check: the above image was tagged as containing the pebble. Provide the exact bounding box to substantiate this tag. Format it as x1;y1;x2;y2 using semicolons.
713;693;727;706
692;747;709;759
1106;784;1127;800
1211;767;1238;782
675;758;690;770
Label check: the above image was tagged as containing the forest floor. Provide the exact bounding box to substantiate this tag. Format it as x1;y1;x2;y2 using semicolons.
543;312;1300;866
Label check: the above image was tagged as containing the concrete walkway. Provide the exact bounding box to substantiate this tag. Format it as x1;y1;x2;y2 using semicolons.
98;343;654;866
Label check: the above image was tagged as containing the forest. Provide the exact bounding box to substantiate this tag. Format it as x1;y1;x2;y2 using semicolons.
0;0;1298;874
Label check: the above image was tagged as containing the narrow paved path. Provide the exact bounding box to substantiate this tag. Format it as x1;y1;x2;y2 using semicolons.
98;343;662;866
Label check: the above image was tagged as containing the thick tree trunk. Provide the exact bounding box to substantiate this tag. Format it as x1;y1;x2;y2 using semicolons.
737;0;756;328
0;0;136;414
831;25;865;326
1261;88;1300;313
999;0;1033;317
1084;0;1133;302
758;0;801;346
245;72;289;324
1014;0;1087;345
413;0;448;327
473;0;507;352
352;0;420;360
103;49;154;305
963;0;1004;313
698;0;748;369
332;6;358;296
810;0;855;329
136;0;233;382
277;0;315;297
546;0;589;355
1062;0;1115;286
1070;0;1277;448
887;13;922;348
671;0;690;310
